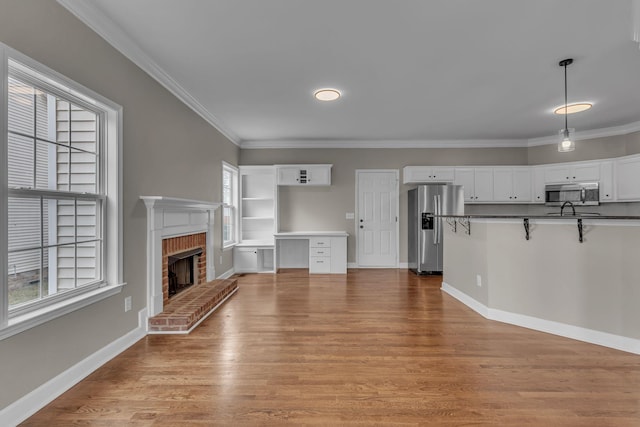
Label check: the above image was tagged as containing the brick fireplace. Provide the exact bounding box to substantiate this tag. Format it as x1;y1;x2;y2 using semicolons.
141;196;222;317
162;233;206;305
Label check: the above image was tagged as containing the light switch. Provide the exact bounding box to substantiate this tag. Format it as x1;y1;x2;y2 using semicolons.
346;212;355;219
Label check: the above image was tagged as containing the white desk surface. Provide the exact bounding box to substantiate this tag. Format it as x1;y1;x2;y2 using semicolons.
274;231;348;239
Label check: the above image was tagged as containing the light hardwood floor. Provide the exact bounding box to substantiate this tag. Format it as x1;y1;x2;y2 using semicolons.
23;269;640;426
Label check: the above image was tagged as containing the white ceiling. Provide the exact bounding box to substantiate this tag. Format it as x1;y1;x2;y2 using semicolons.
59;0;640;148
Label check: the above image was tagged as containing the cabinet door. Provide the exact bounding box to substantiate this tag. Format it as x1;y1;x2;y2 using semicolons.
616;156;640;201
492;168;513;202
545;166;571;183
512;168;532;202
277;167;301;185
403;166;432;183
532;166;546;203
454;168;476;202
234;247;257;272
572;163;600;182
474;169;494;202
307;165;331;185
599;161;614;201
430;167;455;182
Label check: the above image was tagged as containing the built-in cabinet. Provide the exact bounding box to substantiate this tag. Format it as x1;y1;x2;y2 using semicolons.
615;154;640;201
276;164;332;186
492;167;531;203
407;154;635;204
453;168;493;202
403;166;455;183
234;166;277;273
275;232;348;274
543;162;600;184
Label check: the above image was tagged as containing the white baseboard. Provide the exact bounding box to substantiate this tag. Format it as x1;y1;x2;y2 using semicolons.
1;308;148;426
347;262;409;269
441;282;640;355
217;267;235;279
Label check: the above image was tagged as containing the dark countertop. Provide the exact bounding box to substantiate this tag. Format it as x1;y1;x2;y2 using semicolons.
436;214;640;220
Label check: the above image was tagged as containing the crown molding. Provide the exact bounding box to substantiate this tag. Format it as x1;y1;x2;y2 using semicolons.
240;138;528;150
57;0;240;146
526;120;640;147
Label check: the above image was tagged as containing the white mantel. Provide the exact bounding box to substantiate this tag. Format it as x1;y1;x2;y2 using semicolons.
141;196;222;317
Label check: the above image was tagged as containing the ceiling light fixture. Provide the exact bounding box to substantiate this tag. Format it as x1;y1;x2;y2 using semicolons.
558;58;576;152
554;102;592;115
314;88;341;102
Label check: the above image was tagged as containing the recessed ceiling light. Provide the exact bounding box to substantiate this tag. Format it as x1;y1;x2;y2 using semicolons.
554;102;593;115
314;88;341;101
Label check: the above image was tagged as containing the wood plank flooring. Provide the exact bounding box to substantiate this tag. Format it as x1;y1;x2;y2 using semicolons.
23;269;640;426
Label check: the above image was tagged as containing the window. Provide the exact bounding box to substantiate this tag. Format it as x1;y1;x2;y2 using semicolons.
222;162;238;248
1;43;123;338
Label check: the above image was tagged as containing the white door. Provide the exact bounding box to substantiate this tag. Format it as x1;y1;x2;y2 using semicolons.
357;170;398;267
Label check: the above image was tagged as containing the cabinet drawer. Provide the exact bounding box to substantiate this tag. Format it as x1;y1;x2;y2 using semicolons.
309;257;331;273
310;247;331;257
309;237;331;248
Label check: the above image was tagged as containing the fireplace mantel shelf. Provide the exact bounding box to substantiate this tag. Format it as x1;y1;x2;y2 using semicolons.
140;196;222;211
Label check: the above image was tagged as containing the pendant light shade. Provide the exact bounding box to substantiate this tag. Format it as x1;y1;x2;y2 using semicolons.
558;58;575;152
558;128;575;152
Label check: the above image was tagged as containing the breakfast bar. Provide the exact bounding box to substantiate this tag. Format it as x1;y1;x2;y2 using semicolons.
439;215;640;354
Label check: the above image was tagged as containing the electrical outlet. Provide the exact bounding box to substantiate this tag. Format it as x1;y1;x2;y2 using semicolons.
124;296;132;312
346;212;355;219
219;255;223;263
476;275;482;287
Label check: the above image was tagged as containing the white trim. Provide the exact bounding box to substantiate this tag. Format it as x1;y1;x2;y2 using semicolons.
441;282;640;355
56;0;240;146
242;139;527;150
0;308;147;426
217;267;235;279
355;169;400;268
147;287;237;335
347;262;358;269
526;120;640;147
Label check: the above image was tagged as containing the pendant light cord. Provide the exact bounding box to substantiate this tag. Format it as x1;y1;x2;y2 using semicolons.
564;62;568;132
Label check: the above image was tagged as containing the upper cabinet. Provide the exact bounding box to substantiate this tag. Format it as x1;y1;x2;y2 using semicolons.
599;161;614;201
403;166;455;184
454;167;493;202
492;167;531;203
543;162;600;184
276;164;332;186
615;155;640;201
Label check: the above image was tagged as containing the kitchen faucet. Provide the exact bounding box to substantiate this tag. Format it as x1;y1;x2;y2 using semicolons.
560;201;576;216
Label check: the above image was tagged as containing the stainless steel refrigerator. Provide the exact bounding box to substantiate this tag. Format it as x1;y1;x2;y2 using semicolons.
408;184;464;274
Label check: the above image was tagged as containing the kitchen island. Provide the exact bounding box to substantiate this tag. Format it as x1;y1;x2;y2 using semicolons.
439;215;640;354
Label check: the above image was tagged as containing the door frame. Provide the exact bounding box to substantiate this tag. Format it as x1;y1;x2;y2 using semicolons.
355;169;400;268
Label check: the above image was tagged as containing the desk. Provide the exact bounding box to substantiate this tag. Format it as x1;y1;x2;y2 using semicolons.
274;231;348;274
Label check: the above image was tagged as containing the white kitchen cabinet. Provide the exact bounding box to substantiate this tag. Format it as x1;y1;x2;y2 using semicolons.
544;162;600;184
276;164;332;186
532;166;546;203
403;166;455;184
615;155;640;201
492;167;531;203
599;161;614;201
454;167;493;202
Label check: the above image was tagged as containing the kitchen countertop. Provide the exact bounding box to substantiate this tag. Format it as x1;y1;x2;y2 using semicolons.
436;214;640;220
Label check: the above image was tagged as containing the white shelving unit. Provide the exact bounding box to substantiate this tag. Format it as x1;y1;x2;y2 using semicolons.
234;166;277;272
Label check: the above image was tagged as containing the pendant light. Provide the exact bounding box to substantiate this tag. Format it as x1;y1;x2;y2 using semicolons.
558;58;575;152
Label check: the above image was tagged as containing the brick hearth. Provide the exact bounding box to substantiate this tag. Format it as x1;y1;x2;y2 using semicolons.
148;279;238;333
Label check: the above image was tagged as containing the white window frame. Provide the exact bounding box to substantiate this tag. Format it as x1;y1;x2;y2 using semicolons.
221;162;238;249
0;43;124;340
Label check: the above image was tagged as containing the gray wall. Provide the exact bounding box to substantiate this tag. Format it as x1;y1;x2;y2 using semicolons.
240;147;527;262
0;0;238;409
241;134;640;263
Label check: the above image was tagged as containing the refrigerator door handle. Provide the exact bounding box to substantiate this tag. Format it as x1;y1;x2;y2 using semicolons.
436;194;441;244
433;195;438;244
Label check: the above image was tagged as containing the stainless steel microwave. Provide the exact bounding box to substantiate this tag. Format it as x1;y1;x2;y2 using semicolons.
545;182;600;206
